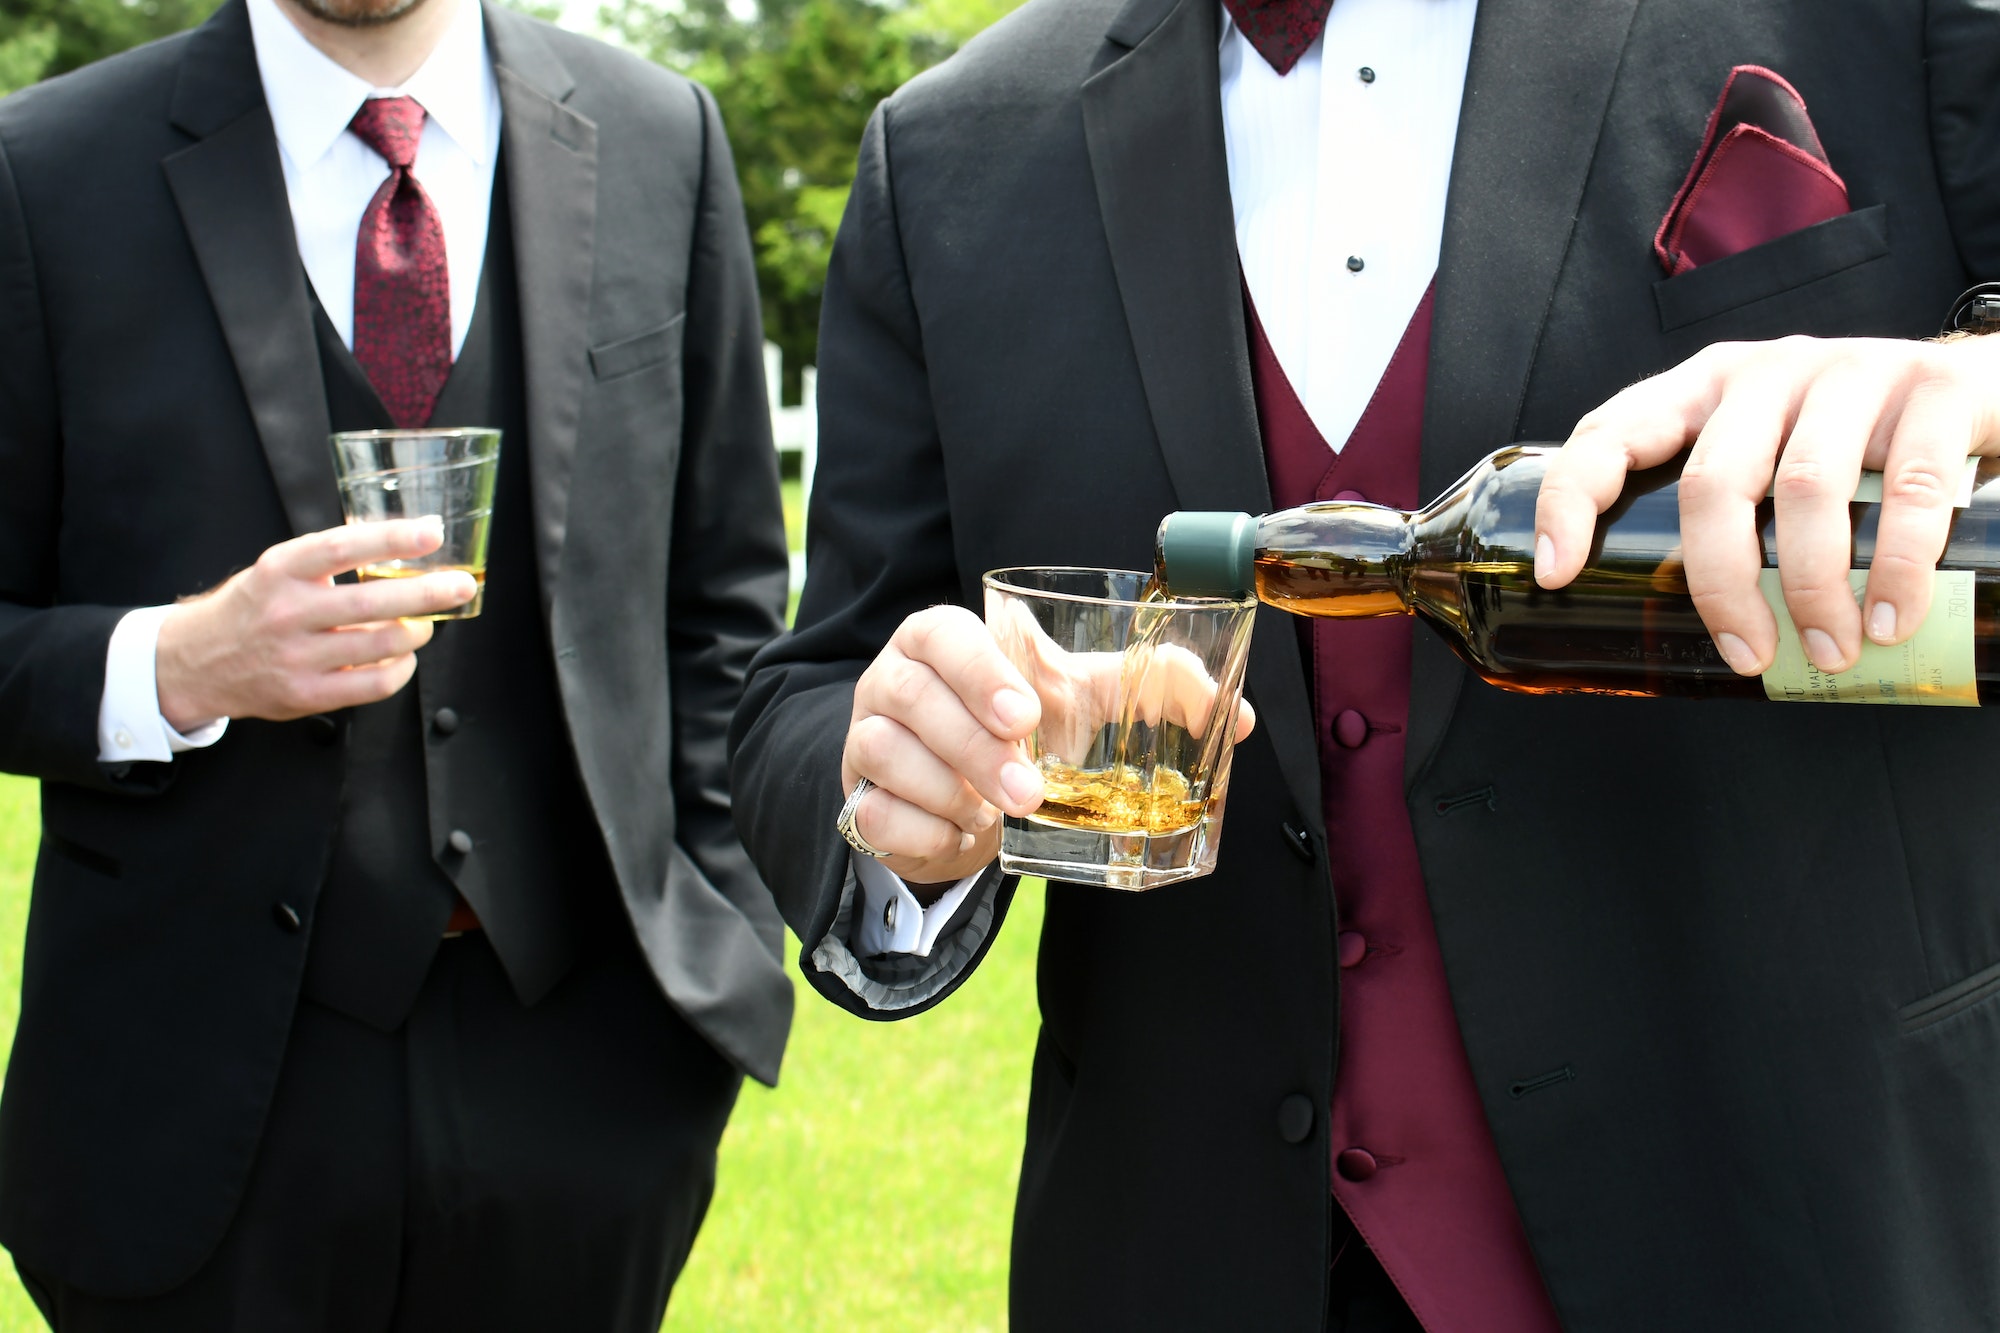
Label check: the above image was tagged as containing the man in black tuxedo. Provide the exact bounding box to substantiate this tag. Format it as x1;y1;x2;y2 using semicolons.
731;0;2000;1327
0;0;790;1325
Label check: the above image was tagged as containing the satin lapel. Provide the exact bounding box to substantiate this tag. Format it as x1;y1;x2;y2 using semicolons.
1407;0;1641;788
486;5;595;620
1081;0;1322;828
162;1;340;539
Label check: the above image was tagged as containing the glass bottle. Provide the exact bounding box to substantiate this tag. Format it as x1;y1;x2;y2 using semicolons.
1154;445;2000;705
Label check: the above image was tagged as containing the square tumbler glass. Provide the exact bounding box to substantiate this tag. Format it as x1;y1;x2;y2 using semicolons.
330;428;501;621
983;567;1257;891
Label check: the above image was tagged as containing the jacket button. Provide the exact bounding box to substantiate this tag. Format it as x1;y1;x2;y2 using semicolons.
1337;931;1368;968
1276;1093;1316;1145
1337;1147;1378;1182
1281;821;1314;864
272;902;303;933
431;707;460;736
305;714;340;747
446;829;473;856
1333;709;1369;749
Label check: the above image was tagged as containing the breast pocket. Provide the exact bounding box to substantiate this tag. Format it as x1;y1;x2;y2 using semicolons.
588;315;685;383
1653;204;1890;332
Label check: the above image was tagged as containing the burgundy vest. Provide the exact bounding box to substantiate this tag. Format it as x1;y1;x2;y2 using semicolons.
1248;289;1563;1333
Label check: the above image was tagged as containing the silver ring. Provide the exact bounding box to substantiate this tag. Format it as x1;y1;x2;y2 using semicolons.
836;777;890;859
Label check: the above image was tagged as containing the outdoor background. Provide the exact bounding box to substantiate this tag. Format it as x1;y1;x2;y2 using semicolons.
0;0;1036;1327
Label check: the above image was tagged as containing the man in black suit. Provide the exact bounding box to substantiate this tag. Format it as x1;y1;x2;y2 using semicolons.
0;0;790;1325
731;0;2000;1327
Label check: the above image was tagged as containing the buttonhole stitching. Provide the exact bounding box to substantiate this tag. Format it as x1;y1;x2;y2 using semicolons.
1508;1064;1576;1100
1434;785;1496;817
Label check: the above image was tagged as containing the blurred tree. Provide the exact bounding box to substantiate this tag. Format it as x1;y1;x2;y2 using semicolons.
606;0;1025;391
0;0;223;95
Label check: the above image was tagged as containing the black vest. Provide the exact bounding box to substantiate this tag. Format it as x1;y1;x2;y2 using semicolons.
304;169;613;1030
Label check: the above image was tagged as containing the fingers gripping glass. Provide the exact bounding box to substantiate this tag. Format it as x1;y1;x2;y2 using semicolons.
982;568;1256;890
330;429;502;620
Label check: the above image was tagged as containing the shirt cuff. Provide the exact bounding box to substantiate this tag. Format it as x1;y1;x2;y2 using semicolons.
850;852;984;958
98;605;229;764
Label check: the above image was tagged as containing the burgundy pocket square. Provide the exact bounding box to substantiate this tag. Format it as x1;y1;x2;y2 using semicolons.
1655;65;1850;276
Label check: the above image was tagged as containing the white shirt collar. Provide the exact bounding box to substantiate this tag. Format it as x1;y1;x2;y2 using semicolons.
246;0;494;174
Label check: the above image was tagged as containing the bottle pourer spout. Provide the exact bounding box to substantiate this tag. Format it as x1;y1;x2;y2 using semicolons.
1156;511;1257;599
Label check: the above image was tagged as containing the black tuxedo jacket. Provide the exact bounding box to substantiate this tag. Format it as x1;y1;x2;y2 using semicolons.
732;0;2000;1326
0;0;790;1297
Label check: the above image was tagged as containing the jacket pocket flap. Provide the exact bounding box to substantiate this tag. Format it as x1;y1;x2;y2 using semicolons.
589;316;684;382
1900;954;2000;1034
1654;203;1888;332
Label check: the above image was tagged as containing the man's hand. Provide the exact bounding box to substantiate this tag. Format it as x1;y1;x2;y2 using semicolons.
843;606;1045;888
155;518;478;730
841;604;1257;890
1535;334;2000;676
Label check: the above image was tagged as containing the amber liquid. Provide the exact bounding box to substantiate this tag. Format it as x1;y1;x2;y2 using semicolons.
1030;760;1205;834
1026;577;1215;836
1240;447;2000;703
356;562;487;621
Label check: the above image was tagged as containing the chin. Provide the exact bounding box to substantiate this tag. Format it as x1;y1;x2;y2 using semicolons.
288;0;434;26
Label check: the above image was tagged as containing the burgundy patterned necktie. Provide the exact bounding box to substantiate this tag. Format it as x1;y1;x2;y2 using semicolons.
1223;0;1336;75
348;96;451;428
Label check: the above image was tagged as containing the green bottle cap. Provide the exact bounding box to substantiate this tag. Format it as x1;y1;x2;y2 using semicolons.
1155;511;1257;598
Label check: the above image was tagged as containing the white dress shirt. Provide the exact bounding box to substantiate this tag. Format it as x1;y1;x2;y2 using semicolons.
854;0;1480;955
95;0;500;766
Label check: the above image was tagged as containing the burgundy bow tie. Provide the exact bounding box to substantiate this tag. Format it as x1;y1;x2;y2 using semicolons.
1224;0;1335;75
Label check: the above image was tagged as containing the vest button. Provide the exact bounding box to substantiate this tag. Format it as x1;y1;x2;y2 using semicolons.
1333;709;1369;749
446;829;474;856
305;714;341;747
1333;489;1368;503
431;706;460;736
1276;1093;1316;1145
272;901;303;933
1337;930;1368;968
1337;1147;1378;1182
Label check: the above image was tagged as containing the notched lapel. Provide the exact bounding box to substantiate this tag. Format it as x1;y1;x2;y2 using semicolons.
163;1;339;539
1423;0;1641;497
487;6;596;621
1080;0;1322;830
1407;0;1640;787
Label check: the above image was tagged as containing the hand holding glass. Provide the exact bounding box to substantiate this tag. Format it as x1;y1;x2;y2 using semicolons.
982;568;1256;890
330;428;501;620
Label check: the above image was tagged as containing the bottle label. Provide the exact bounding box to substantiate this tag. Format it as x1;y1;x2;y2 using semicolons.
1758;569;1978;705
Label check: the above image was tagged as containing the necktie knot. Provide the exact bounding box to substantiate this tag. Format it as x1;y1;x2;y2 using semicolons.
349;95;426;171
1223;0;1336;76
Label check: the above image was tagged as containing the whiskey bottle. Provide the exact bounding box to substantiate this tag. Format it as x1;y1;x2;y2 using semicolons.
1155;445;2000;705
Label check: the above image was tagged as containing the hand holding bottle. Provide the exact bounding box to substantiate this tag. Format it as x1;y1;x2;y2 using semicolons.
1534;334;2000;676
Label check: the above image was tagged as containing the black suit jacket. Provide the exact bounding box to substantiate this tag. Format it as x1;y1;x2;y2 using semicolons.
731;0;2000;1327
0;0;790;1297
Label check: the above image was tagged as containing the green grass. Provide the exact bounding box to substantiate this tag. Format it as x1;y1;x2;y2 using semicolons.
782;475;806;555
0;774;1037;1331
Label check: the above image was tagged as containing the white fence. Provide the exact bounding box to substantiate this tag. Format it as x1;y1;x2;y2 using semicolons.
766;341;816;593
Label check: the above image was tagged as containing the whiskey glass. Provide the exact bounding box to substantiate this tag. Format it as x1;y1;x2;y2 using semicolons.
330;428;501;620
983;567;1256;890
